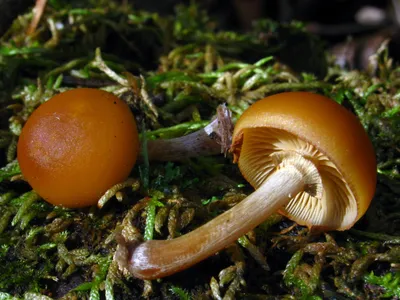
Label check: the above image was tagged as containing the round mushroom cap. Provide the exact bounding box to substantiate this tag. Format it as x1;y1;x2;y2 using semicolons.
17;88;139;208
230;91;376;231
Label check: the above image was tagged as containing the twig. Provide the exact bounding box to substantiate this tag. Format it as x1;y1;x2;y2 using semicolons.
26;0;47;36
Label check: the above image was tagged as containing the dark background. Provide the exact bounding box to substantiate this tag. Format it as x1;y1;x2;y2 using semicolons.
1;0;399;70
132;0;400;69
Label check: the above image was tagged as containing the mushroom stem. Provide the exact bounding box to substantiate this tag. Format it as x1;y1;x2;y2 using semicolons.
146;104;233;161
121;157;319;280
146;120;220;161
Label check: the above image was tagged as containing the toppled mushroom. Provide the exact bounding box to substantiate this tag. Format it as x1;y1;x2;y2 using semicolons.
115;91;377;280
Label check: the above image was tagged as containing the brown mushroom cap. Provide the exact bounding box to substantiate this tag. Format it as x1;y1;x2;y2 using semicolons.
230;91;376;230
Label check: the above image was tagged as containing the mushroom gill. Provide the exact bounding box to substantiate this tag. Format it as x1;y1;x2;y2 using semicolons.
236;127;357;230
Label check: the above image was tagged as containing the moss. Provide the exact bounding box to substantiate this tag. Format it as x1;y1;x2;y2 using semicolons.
364;271;400;298
0;1;399;299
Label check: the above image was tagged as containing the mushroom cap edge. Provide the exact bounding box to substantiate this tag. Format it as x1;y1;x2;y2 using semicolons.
230;91;377;230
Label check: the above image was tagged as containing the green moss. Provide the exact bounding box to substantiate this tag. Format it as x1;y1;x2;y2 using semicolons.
364;271;400;298
0;161;21;183
0;0;399;299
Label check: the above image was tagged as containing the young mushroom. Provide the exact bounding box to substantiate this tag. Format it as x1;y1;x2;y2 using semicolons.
17;87;231;208
18;88;140;208
115;91;377;280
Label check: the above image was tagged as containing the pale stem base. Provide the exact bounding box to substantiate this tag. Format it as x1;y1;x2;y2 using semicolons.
146;104;232;161
146;119;221;161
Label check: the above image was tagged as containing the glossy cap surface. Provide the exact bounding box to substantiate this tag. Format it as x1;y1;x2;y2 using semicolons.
17;88;139;208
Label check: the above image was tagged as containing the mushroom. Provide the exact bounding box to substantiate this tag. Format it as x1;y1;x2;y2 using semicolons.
17;88;140;208
17;88;232;208
115;91;377;280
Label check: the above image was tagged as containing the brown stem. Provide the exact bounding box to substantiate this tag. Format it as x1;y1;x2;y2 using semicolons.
115;153;324;280
26;0;47;36
123;166;304;279
146;104;233;161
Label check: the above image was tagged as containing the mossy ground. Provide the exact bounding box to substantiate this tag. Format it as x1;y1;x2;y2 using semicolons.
0;1;399;299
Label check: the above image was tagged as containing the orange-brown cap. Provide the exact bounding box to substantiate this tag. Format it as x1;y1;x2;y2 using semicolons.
230;91;376;230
